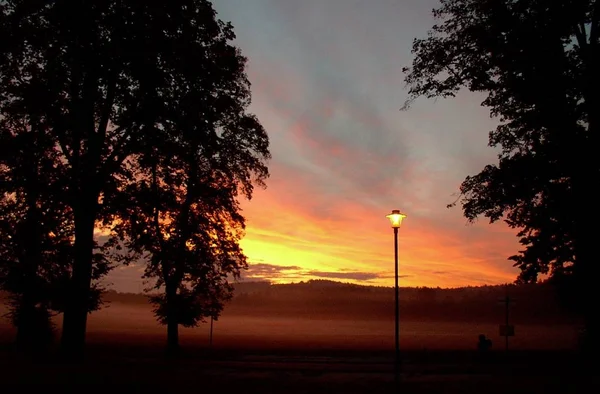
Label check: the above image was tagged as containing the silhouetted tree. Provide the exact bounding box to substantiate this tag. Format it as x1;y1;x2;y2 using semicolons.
102;4;270;352
112;146;267;353
0;116;109;351
1;0;265;357
0;121;66;351
403;0;599;351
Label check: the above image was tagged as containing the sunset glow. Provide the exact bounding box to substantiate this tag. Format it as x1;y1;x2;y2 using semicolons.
106;0;522;292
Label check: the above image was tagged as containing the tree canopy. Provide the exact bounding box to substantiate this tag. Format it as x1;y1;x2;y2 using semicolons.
107;18;270;349
0;0;269;356
403;0;598;283
403;0;599;348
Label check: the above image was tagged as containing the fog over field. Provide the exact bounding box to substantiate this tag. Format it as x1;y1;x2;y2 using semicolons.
0;281;582;351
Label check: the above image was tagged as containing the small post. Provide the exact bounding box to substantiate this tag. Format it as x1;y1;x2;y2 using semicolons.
497;285;516;352
209;315;214;349
504;289;509;352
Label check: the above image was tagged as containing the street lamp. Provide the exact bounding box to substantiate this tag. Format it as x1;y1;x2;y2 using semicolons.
386;209;406;387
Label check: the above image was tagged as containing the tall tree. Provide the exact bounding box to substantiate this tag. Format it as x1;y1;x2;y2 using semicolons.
0;115;109;351
0;0;135;357
113;151;264;353
0;0;266;357
0;115;68;350
108;22;270;351
403;0;599;349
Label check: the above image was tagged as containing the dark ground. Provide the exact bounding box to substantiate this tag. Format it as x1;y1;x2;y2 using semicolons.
0;301;592;393
0;340;596;394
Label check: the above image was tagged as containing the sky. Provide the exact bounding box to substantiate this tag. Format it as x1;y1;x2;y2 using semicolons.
107;0;522;293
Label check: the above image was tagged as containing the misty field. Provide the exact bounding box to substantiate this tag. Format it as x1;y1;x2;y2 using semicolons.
86;303;580;351
0;301;594;394
0;300;580;350
0;282;590;394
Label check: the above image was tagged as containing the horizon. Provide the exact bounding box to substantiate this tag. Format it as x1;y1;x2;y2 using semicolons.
97;278;529;296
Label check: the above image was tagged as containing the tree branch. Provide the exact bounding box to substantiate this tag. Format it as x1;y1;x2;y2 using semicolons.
591;0;600;45
151;158;167;256
96;70;117;143
574;22;588;49
97;127;134;186
50;107;73;166
68;57;83;180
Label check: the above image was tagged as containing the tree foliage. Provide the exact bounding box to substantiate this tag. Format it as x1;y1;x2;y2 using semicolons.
107;5;270;350
0;0;268;355
0;83;109;349
403;0;599;285
403;0;600;352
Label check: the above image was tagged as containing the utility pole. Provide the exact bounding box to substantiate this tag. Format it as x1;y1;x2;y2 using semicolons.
504;290;509;351
498;285;516;352
209;315;214;349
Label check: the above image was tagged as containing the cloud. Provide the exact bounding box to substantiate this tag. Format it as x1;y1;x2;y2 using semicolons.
241;262;412;283
307;270;412;281
244;263;302;278
306;271;381;281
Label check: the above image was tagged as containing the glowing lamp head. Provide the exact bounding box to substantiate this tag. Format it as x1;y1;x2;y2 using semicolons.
386;209;406;228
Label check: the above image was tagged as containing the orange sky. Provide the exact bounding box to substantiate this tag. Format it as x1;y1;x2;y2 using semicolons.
220;0;523;288
106;0;524;292
237;173;520;288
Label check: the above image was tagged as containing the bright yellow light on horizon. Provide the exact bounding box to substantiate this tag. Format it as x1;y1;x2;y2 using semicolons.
386;209;407;229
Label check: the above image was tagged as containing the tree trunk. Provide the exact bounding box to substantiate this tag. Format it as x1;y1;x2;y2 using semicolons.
16;196;47;352
15;294;37;350
167;317;179;355
60;201;96;359
166;282;179;356
577;240;599;354
572;166;600;361
575;238;599;376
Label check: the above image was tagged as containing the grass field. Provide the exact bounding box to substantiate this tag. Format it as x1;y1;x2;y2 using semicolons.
0;302;593;393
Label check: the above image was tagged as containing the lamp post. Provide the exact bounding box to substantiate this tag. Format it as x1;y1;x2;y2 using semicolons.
386;209;406;388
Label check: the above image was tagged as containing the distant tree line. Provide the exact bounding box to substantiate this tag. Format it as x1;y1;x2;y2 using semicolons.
0;0;269;357
79;281;581;325
228;281;579;324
